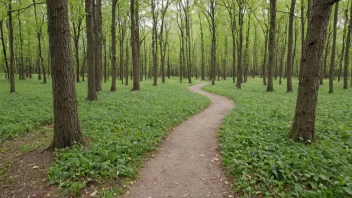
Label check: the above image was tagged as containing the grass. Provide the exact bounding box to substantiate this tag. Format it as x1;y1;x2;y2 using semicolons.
0;75;210;196
203;78;352;197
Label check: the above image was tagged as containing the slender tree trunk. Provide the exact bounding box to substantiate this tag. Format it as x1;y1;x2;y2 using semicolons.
267;0;276;92
287;0;296;91
0;20;9;79
94;0;102;91
344;0;352;89
290;0;338;143
110;0;117;91
329;2;339;94
47;0;83;149
103;36;107;83
8;0;15;93
125;38;129;86
236;7;243;89
131;0;140;90
86;0;98;100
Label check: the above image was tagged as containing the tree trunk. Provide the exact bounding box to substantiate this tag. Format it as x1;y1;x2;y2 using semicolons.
110;0;117;91
287;0;296;92
85;0;98;100
0;20;9;79
131;0;140;91
344;0;352;89
125;38;129;86
47;0;83;149
329;2;338;94
236;3;244;89
151;0;158;86
8;0;15;93
290;0;338;143
267;0;276;92
94;0;102;92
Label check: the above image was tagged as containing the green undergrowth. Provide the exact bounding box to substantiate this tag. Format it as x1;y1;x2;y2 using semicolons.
203;78;352;197
0;76;210;195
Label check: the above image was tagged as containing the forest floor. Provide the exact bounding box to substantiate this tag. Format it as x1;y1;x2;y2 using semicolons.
125;83;234;198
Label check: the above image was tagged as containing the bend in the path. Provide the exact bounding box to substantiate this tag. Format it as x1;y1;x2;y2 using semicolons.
126;83;235;198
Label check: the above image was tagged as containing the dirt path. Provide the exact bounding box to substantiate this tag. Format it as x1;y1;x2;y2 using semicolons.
126;83;235;198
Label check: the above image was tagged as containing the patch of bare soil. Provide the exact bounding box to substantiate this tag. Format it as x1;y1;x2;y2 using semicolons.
125;83;235;198
0;126;61;198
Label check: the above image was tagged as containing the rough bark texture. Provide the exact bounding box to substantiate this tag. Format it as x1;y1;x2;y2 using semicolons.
151;0;158;86
290;0;339;143
8;0;15;93
329;2;338;94
94;0;102;92
47;0;83;149
131;0;140;91
110;0;117;91
287;0;296;92
267;0;276;92
343;1;352;89
86;0;98;100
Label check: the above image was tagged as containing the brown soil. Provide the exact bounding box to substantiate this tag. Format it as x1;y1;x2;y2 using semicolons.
0;126;60;198
125;83;235;198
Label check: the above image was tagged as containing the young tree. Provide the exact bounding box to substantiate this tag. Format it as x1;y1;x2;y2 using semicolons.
286;0;296;92
8;0;15;92
47;0;83;149
86;0;98;100
110;0;118;91
266;0;276;92
329;2;339;94
131;0;140;91
343;1;352;89
290;0;340;143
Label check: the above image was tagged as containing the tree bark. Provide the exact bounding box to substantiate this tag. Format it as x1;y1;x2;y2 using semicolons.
287;0;296;92
0;20;9;79
131;0;140;90
86;0;98;100
344;1;352;89
151;0;158;86
110;0;118;91
8;0;15;93
94;0;102;92
290;0;339;143
329;2;338;94
267;0;276;92
47;0;83;149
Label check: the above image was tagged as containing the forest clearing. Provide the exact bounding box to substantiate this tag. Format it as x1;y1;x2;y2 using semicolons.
1;0;352;197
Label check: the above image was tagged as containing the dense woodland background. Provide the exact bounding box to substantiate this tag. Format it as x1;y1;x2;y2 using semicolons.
0;0;352;197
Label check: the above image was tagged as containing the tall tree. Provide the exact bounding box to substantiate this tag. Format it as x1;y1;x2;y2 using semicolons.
329;2;339;94
286;0;296;92
94;0;103;92
131;0;140;91
110;0;118;91
344;0;352;89
290;0;340;143
86;0;98;100
159;0;171;83
8;0;15;92
33;0;46;84
47;0;83;149
0;20;9;79
151;0;158;86
266;0;276;92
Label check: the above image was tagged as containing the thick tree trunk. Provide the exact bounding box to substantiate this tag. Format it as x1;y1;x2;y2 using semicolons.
131;0;140;91
329;2;338;94
47;0;83;149
86;0;98;100
290;0;338;143
267;0;276;92
110;0;117;91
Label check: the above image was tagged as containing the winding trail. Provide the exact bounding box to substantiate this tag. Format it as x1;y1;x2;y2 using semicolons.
126;83;235;198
